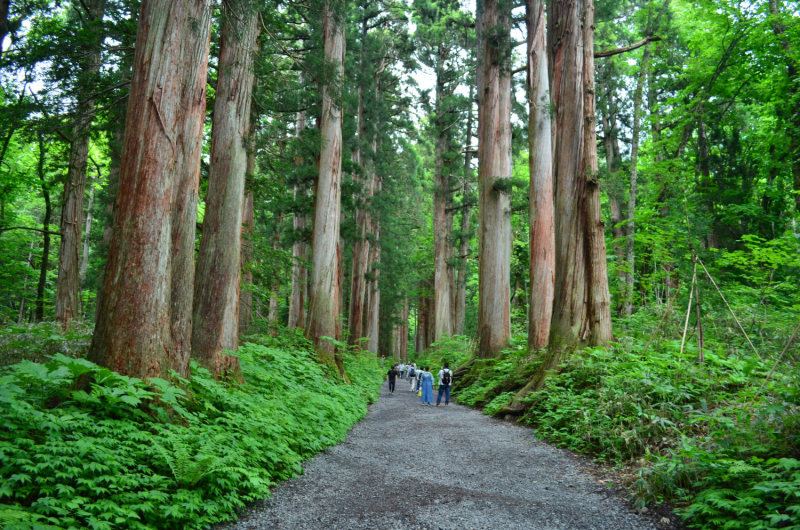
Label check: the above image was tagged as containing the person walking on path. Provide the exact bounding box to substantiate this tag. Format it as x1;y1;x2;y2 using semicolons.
419;366;434;405
436;363;453;406
408;364;417;391
386;365;398;395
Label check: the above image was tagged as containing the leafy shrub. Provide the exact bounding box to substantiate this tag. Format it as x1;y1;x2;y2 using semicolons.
454;333;800;529
0;323;92;367
411;335;473;373
0;337;383;529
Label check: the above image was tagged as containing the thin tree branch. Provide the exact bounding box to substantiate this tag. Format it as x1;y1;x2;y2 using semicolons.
595;36;663;58
0;226;62;236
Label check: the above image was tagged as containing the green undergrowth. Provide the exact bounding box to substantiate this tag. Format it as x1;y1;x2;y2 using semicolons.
452;335;800;530
0;330;384;530
410;334;473;372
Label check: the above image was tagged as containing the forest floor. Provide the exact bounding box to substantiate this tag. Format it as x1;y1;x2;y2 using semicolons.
218;379;676;530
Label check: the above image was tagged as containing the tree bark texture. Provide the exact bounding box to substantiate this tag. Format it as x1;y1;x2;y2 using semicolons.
55;0;106;328
433;67;454;342
306;0;345;373
624;42;651;316
476;0;512;358
547;0;612;356
192;5;257;379
88;0;212;380
526;0;554;352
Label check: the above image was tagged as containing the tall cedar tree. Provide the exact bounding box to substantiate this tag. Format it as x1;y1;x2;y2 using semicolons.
539;0;613;383
192;0;259;380
526;0;553;352
306;0;347;376
88;0;212;380
55;0;107;328
475;0;512;358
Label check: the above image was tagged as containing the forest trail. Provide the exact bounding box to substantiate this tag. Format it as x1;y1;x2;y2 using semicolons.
219;380;666;530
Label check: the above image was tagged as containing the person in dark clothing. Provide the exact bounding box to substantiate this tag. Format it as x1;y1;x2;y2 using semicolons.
386;365;398;394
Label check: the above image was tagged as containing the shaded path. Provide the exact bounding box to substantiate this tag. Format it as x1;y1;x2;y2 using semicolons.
221;378;665;530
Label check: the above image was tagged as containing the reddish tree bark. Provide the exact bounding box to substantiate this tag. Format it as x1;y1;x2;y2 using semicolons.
476;0;512;359
306;0;346;375
192;4;258;380
544;0;613;365
527;0;554;352
55;0;106;328
89;0;212;380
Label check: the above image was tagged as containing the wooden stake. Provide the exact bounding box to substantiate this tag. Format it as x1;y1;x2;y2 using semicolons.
698;258;761;358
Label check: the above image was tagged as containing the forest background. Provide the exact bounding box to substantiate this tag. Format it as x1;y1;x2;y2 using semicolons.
0;0;799;529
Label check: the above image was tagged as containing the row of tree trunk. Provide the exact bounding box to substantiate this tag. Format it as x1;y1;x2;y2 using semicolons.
88;0;258;381
465;0;614;363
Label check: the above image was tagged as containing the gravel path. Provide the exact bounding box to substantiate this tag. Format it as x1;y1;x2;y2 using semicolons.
220;378;671;530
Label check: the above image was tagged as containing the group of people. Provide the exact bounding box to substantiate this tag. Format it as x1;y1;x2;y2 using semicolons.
384;361;454;406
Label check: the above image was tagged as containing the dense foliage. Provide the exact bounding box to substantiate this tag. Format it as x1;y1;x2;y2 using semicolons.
0;333;383;529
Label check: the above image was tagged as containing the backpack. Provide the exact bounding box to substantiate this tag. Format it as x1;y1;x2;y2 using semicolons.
408;367;415;377
441;369;451;386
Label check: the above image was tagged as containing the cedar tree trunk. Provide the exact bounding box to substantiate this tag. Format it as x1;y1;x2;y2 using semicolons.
55;0;106;328
88;0;212;380
433;62;454;342
306;0;346;375
192;4;258;380
546;0;612;360
526;0;554;352
476;0;512;358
